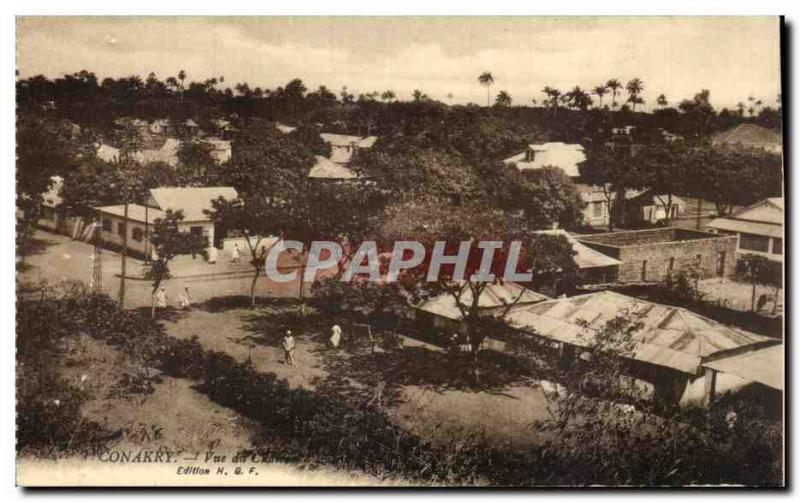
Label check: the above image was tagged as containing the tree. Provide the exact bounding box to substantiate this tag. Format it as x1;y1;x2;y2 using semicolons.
145;209;208;316
206;196;287;307
606;79;622;108
593;85;608;108
633;143;689;225
176;140;216;185
656;94;668;108
478;71;495;107
678;89;716;144
16;115;79;261
542;86;562;116
380;90;396;102
518;167;584;230
566;86;593;111
494;90;512;107
625;78;644;111
736;254;781;312
381;198;577;383
411;89;429;102
579;144;639;230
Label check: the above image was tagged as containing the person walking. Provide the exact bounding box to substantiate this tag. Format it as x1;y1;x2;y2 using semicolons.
329;324;342;349
231;244;241;263
282;330;296;366
178;286;193;310
153;286;168;317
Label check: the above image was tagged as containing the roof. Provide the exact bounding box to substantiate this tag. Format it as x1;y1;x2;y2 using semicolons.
416;282;550;321
96;204;165;223
711;124;782;152
320;133;378;148
535;230;621;269
96;144;120;163
133;138;181;167
707;197;783;238
308;155;358;179
703;344;784;391
149;186;238;221
507;290;776;374
624;189;686;208
184;119;199;127
42;176;64;208
503;142;586;177
275;123;297;134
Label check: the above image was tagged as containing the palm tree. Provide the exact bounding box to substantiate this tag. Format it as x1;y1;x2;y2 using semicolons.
542;86;562;115
411;89;429;102
177;69;187;101
606;78;622;108
656;94;668;108
625;78;645;111
381;90;396;102
737;102;746;117
478;71;495;107
495;90;512;107
593;85;608;108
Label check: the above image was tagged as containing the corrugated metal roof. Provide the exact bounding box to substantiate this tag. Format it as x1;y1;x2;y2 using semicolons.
416;282;550;321
507;290;775;374
149;186;238;222
703;345;784;390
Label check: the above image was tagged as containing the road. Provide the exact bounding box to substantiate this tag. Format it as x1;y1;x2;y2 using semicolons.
19;230;312;308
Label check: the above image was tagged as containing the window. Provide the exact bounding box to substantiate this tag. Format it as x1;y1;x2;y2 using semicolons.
772;238;783;255
102;218;112;232
641;260;648;281
117;222;126;237
592;201;603;218
190;226;204;236
132;227;143;242
739;233;770;253
716;251;726;276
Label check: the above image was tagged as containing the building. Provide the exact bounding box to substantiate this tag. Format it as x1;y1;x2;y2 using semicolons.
206;138;233;164
37;176;64;232
503;142;586;176
411;282;550;349
535;229;622;287
308;155;358;181
320;133;378;164
506;290;779;406
623;189;686;225
578;228;737;283
576;184;612;227
96;186;238;258
711;123;782;154
275;123;297;134
706;197;783;262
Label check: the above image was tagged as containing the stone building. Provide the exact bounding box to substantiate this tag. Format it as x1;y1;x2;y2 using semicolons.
577;228;737;283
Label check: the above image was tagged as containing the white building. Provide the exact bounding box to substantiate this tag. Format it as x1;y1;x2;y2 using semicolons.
706;197;784;262
95;186;238;258
320;133;378;164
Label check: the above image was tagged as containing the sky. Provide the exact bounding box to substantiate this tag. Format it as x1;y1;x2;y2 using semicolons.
16;17;783;110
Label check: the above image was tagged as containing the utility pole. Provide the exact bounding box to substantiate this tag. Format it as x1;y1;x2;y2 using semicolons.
91;210;103;294
118;202;128;308
144;190;150;264
696;198;703;230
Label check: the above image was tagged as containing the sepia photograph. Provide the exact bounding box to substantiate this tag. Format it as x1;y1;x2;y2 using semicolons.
14;16;785;487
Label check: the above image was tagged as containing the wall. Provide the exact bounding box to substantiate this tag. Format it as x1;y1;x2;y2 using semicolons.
99;214;215;258
580;229;737;283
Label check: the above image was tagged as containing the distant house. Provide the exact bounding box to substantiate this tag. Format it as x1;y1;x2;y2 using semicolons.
506;290;779;406
578;227;737;283
133;138;181;167
95;186;238;258
711;124;782;154
37;176;64;232
213;119;235;140
275;123;297;134
623;188;686;225
320;133;378;164
575;184;612;227
149;119;171;135
96;143;121;163
308;155;358;181
206;137;232;164
706;197;783;262
502;142;586;177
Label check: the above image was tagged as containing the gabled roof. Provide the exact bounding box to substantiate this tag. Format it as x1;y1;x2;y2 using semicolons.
416;282;550;321
308;155;358;179
275;123;297;134
507;290;776;374
707;197;783;238
503;142;586;177
320;133;377;149
535;230;621;269
711;124;782;152
703;344;784;391
624;189;686;208
96;204;165;223
149;186;238;222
